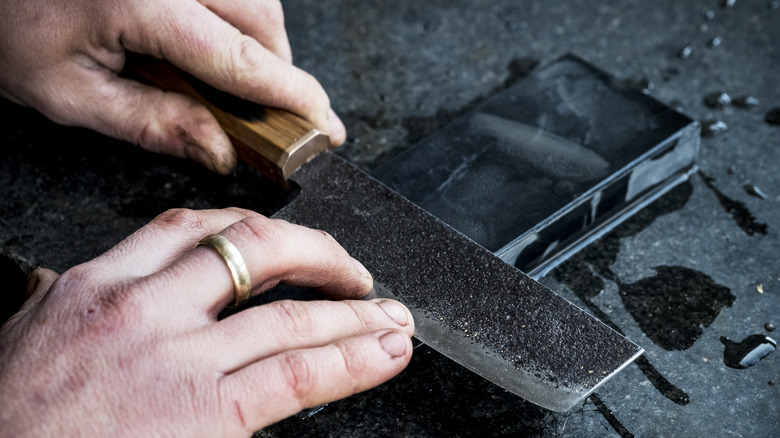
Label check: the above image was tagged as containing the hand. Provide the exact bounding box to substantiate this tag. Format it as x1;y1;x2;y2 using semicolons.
0;0;346;174
0;208;413;437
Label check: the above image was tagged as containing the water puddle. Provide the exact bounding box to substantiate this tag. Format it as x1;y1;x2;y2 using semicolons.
619;266;735;351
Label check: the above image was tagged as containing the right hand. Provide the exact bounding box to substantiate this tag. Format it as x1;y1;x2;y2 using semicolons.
0;0;346;174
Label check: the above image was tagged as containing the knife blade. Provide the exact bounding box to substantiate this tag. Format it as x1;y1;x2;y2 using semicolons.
129;56;643;411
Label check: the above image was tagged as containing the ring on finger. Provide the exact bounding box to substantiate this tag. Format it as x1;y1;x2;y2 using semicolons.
198;234;252;307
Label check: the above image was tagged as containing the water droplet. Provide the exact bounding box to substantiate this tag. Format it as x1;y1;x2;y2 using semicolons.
704;92;731;109
701;120;728;137
744;184;768;199
765;107;780;126
708;36;722;47
720;335;776;369
766;322;775;332
720;0;736;8
770;1;780;10
702;8;716;19
678;45;694;59
733;95;760;108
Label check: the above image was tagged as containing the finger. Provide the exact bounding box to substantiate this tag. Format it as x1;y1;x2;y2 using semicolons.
34;63;237;174
25;268;59;300
144;215;373;314
122;0;344;145
198;299;413;372
82;208;257;284
49;208;255;288
199;0;292;62
0;268;59;336
219;329;413;433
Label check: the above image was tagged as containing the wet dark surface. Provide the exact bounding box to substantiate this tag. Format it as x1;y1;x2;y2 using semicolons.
1;0;778;436
619;265;735;351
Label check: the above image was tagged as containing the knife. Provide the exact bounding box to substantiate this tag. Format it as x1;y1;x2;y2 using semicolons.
129;55;643;411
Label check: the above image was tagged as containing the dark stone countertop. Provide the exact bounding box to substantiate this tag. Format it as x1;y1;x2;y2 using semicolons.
1;0;777;436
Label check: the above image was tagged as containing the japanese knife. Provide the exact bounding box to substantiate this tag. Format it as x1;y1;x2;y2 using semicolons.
130;56;643;412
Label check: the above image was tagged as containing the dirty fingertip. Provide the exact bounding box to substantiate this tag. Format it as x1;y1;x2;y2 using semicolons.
185;143;217;172
213;150;238;175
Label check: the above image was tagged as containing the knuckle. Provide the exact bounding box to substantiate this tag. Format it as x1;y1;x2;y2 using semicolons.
51;266;91;292
79;280;143;336
231;215;282;248
151;208;205;234
280;350;315;402
226;35;264;89
335;340;367;384
343;301;374;332
266;300;314;338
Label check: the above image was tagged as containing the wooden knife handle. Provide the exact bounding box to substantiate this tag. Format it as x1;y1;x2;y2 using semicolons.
127;54;330;187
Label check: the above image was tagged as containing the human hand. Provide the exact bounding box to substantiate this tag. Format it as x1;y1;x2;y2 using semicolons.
0;0;346;174
0;208;413;437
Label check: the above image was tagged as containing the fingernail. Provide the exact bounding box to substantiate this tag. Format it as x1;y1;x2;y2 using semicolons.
353;259;371;280
25;274;39;298
328;109;346;147
376;299;409;326
379;331;408;358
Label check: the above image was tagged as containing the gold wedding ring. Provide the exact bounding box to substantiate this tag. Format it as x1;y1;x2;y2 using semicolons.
198;234;252;307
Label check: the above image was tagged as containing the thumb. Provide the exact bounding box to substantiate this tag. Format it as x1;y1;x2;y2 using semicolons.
25;268;59;300
1;268;60;336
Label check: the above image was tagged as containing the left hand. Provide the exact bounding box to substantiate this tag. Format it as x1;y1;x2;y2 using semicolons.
0;208;414;437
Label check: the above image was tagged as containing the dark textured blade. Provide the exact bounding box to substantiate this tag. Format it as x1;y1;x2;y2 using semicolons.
272;152;643;411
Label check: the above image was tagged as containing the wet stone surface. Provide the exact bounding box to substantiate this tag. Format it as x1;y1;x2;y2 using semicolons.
1;0;778;437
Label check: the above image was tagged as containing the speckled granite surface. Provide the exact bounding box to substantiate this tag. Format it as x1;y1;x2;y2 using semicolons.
1;0;777;436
